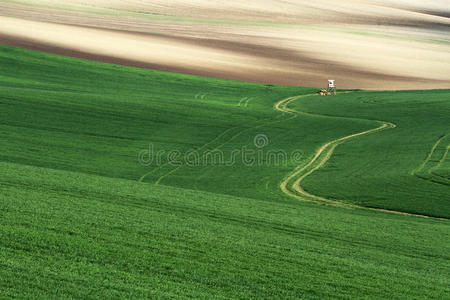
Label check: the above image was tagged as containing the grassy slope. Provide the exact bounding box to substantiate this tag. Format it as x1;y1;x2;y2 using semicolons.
0;45;374;204
293;91;450;218
0;45;449;298
1;162;450;298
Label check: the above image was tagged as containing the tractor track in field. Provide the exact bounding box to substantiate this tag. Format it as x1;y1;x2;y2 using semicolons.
275;93;448;221
411;134;450;186
139;97;296;185
138;126;239;183
156;113;297;187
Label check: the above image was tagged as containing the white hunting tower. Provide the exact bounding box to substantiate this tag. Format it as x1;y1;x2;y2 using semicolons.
327;80;336;95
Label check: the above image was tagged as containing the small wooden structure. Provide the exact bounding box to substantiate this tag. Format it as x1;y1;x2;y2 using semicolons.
317;80;337;96
327;80;336;95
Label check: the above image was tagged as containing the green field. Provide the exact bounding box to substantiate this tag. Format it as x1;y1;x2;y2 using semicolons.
0;45;449;298
290;91;450;217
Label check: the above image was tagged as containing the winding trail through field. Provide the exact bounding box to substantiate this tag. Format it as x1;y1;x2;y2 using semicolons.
275;93;448;220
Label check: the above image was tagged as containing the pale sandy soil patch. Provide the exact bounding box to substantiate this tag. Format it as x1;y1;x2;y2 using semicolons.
0;0;449;89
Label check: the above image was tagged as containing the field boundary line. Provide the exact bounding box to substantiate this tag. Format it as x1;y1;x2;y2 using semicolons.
275;93;448;221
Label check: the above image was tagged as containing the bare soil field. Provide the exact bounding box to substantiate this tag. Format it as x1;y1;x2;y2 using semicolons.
0;0;449;89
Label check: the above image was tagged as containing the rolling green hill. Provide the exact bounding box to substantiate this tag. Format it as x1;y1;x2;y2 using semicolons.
0;45;449;298
289;91;450;217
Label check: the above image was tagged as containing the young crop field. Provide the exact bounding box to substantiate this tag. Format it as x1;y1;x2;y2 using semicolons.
290;91;450;218
0;45;449;298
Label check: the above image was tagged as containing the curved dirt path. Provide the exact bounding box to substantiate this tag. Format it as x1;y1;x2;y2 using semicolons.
275;93;448;220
